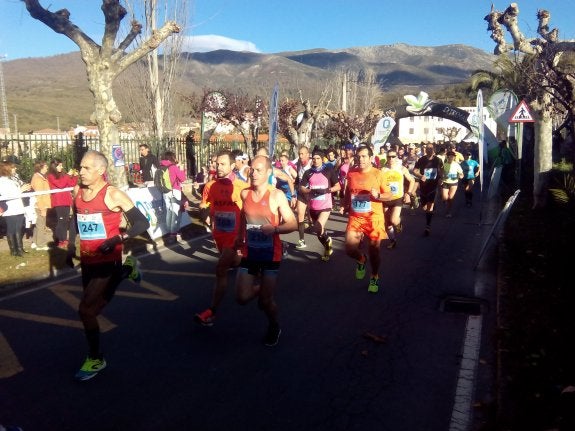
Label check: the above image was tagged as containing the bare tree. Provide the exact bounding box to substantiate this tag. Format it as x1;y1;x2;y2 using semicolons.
22;0;180;187
334;69;382;116
198;89;264;158
278;89;332;153
119;0;189;140
485;3;575;207
323;108;383;144
436;126;461;142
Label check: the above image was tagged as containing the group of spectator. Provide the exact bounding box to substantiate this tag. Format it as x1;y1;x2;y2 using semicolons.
0;158;78;256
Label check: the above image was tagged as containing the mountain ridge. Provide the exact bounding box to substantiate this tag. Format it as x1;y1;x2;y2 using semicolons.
2;43;494;132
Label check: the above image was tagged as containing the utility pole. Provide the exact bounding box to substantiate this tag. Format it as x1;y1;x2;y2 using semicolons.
341;72;347;112
0;55;10;132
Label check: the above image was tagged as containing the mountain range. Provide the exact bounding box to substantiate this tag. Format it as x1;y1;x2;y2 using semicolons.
2;43;495;132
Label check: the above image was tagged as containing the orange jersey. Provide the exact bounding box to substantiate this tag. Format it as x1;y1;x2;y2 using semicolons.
240;188;282;262
202;177;248;251
202;177;248;234
346;167;386;218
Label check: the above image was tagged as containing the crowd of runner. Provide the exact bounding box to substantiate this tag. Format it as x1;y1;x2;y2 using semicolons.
34;139;481;382
193;140;481;347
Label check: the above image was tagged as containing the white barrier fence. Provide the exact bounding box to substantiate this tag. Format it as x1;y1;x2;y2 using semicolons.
1;186;192;240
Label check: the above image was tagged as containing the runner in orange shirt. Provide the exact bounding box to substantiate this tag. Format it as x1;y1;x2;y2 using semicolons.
343;144;393;293
194;150;249;326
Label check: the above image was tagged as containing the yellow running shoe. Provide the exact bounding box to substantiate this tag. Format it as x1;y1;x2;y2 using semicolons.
368;276;380;293
75;357;107;381
355;254;366;279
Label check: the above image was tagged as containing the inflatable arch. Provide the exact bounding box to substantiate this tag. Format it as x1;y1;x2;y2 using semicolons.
383;92;499;152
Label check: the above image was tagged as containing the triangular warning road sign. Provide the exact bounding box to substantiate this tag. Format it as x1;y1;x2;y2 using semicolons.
509;100;534;123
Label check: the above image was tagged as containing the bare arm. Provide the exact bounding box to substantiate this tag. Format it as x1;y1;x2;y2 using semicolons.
403;167;416;195
261;190;296;235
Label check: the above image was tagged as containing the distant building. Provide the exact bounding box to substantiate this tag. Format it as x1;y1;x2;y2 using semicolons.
397;106;497;144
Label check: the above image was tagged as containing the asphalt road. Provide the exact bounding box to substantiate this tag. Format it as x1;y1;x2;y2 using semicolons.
0;192;499;431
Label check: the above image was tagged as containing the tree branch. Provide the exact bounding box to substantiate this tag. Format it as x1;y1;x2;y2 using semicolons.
22;0;99;54
113;20;143;61
484;7;511;55
499;3;539;54
116;21;180;74
101;0;127;57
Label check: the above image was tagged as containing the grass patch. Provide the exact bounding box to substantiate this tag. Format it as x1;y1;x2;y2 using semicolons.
494;194;575;430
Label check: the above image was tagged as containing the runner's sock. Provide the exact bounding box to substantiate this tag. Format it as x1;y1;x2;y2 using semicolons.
387;226;396;241
85;327;100;359
426;211;433;226
298;222;305;240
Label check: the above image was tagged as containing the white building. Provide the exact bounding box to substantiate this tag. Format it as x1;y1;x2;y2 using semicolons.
397;107;497;144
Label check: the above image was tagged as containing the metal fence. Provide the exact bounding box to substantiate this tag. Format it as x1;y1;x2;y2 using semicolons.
1;132;304;182
0;133;236;182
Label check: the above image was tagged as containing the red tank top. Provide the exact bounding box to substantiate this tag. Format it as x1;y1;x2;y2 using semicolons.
241;188;282;262
75;184;122;264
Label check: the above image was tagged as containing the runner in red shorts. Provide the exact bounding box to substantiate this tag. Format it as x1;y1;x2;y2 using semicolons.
194;150;249;326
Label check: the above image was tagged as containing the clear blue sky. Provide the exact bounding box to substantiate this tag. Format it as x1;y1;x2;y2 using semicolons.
1;0;573;60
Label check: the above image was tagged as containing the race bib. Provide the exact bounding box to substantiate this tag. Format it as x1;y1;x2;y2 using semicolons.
351;194;372;213
214;211;236;232
311;186;326;201
77;213;107;240
389;181;400;195
246;224;273;249
424;168;437;180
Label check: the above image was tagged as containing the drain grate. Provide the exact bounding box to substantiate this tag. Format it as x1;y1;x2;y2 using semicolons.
440;296;484;315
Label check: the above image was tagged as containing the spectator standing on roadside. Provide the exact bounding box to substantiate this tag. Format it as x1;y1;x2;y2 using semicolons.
160;151;187;242
48;158;77;248
0;161;32;257
496;139;516;194
185;131;197;179
138;144;159;182
30;161;52;251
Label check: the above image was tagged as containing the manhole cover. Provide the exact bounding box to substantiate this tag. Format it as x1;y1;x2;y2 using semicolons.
440;296;484;315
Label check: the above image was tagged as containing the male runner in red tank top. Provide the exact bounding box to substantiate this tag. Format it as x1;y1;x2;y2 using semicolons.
73;150;150;381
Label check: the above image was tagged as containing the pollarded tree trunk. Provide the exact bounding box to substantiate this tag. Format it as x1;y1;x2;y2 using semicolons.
23;0;180;188
532;96;554;208
86;61;124;185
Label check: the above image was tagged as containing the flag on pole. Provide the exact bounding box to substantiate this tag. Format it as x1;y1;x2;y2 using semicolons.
488;89;518;160
476;90;485;193
371;117;396;154
268;83;279;158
